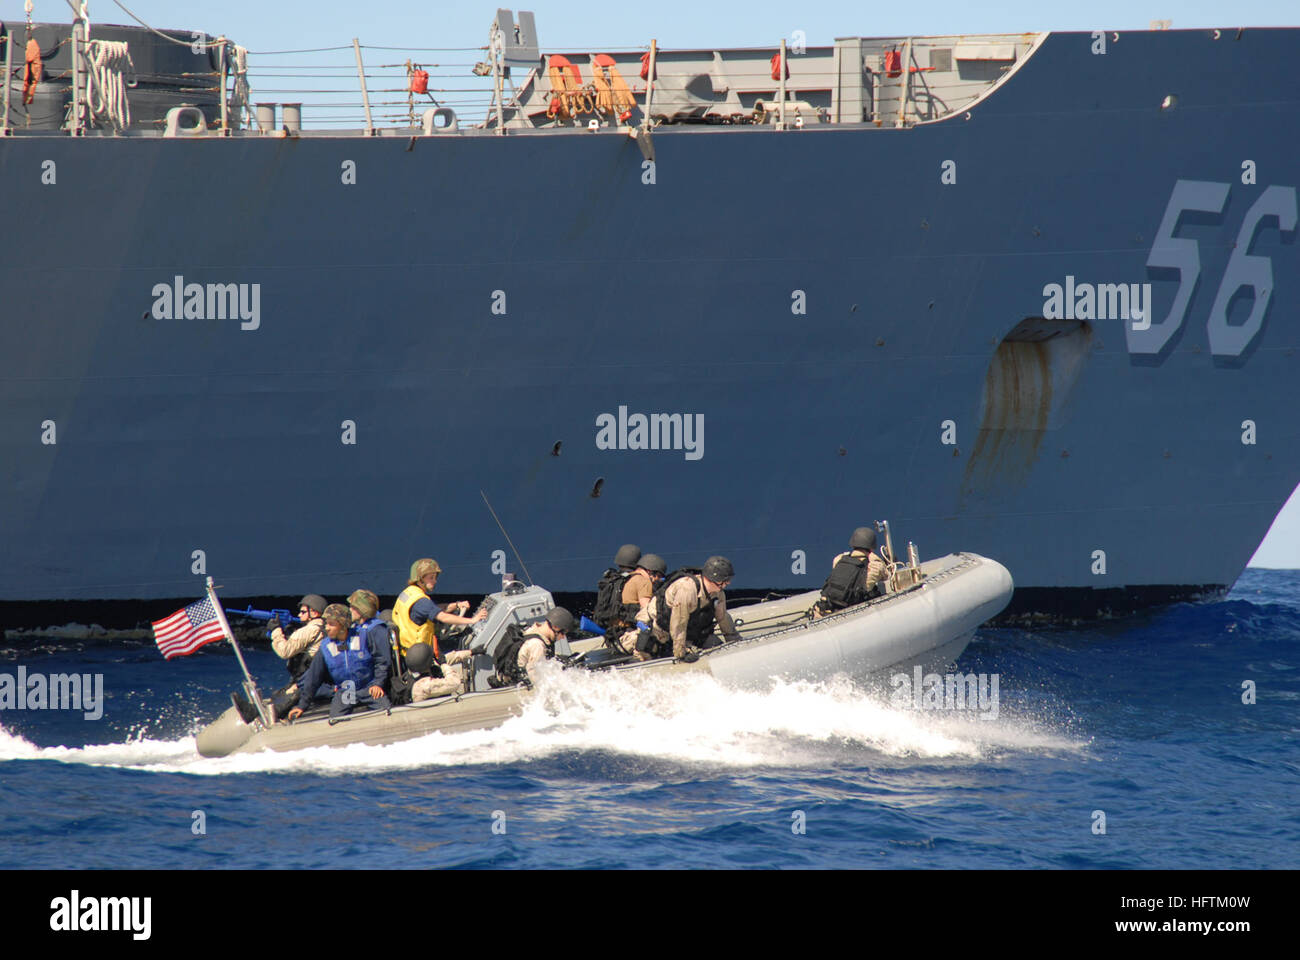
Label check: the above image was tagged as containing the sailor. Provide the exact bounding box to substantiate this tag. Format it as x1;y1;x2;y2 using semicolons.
391;558;486;660
267;593;328;717
637;556;741;662
611;554;666;651
353;586;399;672
614;544;641;571
405;642;471;701
287;601;392;721
493;607;576;686
813;527;888;618
592;543;645;633
623;554;666;624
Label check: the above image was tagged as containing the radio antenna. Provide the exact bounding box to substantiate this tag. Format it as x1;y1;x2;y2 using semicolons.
480;489;534;585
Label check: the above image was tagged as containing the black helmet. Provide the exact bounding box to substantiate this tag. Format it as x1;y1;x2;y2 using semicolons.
703;556;734;583
405;642;435;676
850;526;877;551
545;607;576;634
640;553;667;575
614;544;642;569
300;594;327;616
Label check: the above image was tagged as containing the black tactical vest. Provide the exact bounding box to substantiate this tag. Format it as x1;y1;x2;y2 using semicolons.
653;570;717;641
820;553;875;610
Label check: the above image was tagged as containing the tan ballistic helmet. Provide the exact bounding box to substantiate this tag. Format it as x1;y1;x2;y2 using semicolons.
410;558;442;585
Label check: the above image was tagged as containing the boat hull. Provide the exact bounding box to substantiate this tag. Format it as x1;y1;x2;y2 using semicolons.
195;552;1012;757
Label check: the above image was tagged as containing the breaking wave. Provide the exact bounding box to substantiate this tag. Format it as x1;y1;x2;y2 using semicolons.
0;665;1085;777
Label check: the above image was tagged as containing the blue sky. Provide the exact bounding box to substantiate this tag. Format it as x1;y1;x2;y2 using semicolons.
1250;485;1300;569
9;0;1297;566
8;0;1296;48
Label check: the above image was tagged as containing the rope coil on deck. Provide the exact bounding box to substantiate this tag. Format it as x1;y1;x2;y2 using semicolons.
84;38;135;129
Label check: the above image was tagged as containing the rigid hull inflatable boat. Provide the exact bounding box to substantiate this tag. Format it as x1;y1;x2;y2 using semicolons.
195;551;1013;757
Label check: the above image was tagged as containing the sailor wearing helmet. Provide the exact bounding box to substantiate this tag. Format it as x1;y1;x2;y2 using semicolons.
287;600;392;721
266;593;329;717
812;527;887;618
391;558;487;660
635;556;742;662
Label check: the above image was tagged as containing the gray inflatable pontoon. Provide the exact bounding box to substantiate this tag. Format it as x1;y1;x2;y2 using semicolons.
195;551;1012;757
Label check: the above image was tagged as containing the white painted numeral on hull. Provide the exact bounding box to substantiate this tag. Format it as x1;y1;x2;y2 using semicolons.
1207;186;1297;358
1130;180;1229;353
1134;180;1297;359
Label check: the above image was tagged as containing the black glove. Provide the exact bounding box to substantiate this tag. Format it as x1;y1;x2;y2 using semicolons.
267;617;281;633
679;649;699;664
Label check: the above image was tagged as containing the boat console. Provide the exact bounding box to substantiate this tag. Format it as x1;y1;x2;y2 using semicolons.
463;582;569;690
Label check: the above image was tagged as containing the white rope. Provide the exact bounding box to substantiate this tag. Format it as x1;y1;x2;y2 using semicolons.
230;43;251;127
85;38;135;129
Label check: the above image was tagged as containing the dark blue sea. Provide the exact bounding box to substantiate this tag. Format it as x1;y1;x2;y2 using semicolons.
2;569;1297;870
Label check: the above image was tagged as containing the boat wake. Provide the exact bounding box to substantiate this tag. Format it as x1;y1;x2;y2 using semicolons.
0;666;1086;776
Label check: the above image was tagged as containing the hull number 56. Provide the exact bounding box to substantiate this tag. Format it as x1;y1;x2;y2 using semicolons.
1128;180;1296;357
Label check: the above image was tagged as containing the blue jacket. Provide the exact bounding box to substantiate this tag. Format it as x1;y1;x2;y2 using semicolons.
296;620;391;710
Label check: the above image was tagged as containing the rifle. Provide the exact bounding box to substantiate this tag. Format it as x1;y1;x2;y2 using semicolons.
225;606;301;639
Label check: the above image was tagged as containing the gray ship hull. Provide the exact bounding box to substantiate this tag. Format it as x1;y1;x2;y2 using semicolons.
1;27;1297;609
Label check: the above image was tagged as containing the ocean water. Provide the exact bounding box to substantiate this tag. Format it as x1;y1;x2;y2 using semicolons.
1;569;1297;870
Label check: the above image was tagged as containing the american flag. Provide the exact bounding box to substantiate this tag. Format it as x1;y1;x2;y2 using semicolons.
152;596;226;659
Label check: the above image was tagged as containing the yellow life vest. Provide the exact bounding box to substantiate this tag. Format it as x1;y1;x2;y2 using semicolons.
393;584;438;657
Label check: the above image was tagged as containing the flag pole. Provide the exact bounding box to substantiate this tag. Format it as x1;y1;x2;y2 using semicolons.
206;576;274;727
